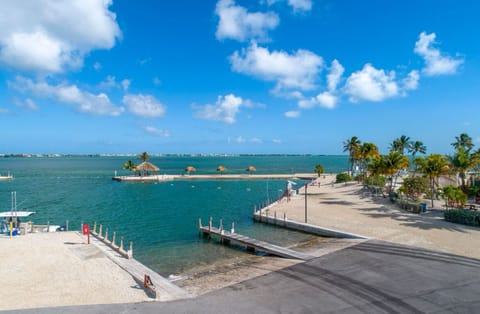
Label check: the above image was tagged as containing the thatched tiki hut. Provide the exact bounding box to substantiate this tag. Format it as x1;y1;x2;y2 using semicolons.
246;165;256;174
185;166;196;175
136;161;159;176
216;165;227;175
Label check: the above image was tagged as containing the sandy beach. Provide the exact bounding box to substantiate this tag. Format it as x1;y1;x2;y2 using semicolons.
2;173;480;310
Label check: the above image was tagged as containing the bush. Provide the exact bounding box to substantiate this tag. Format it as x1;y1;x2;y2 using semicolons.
444;209;480;226
336;173;352;183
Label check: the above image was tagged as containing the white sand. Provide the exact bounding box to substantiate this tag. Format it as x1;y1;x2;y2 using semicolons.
271;174;480;259
0;232;149;311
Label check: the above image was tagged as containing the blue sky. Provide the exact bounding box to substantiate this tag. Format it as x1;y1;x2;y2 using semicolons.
0;0;478;155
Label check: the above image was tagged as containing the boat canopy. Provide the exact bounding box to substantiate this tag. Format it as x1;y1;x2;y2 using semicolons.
0;211;35;218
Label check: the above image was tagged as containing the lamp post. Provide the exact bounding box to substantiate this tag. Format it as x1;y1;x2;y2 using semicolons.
304;183;308;223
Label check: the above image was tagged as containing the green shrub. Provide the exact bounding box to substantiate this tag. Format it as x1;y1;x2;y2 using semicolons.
336;173;352;183
444;209;480;226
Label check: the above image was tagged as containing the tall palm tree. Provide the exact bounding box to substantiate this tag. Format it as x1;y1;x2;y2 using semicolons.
409;140;427;158
139;151;150;162
358;142;380;182
390;135;411;155
382;151;410;193
343;136;361;175
448;147;476;191
451;133;474;152
416;154;450;207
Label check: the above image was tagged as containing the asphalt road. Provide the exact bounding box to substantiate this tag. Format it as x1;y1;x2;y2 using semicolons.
8;240;480;313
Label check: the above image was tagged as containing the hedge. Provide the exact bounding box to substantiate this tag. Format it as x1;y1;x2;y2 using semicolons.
444;209;480;227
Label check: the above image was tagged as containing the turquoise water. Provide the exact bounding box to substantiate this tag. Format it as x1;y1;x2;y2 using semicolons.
0;155;348;275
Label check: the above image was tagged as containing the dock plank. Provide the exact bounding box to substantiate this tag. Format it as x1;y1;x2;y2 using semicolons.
200;226;314;260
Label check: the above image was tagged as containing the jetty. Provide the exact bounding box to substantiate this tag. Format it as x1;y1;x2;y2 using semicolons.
113;173;317;182
198;218;314;261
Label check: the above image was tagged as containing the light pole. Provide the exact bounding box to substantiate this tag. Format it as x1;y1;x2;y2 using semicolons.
304;183;308;223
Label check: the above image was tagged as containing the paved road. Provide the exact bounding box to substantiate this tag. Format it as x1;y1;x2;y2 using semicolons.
9;240;480;313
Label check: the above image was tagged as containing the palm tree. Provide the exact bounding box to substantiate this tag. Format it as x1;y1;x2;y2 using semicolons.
409;140;427;174
343;136;361;175
123;160;136;172
451;133;474;152
416;154;450;207
382;151;410;193
448;146;476;191
139;151;150;162
314;164;324;177
409;140;427;159
390;135;411;155
357;142;380;182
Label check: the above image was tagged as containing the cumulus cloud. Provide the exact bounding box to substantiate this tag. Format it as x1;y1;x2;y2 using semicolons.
344;64;399;102
122;94;166;118
402;70;420;91
272;139;282;144
215;0;279;42
414;32;463;76
230;42;323;91
0;0;121;74
98;76;131;91
9;76;124;116
143;126;171;137
315;92;337;109
284;110;301;118
194;94;244;124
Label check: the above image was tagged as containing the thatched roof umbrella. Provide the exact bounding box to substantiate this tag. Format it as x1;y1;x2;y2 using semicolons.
136;161;160;176
185;166;196;175
246;165;256;174
216;165;227;175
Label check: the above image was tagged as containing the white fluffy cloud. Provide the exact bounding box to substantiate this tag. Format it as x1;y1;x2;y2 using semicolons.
315;92;337;109
344;64;399;102
122;94;166;118
230;43;323;91
194;94;244;124
143;126;170;137
0;0;121;74
215;0;279;42
9;76;124;116
414;32;463;76
402;70;420;92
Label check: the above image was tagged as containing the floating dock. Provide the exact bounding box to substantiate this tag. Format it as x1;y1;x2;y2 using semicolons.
199;220;314;261
113;173;318;182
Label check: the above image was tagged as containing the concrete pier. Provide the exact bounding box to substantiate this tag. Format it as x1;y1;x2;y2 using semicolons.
112;173;318;182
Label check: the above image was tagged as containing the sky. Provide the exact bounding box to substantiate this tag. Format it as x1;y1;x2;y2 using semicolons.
0;0;479;155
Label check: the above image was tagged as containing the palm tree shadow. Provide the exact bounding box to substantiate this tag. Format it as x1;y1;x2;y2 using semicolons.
356;203;475;233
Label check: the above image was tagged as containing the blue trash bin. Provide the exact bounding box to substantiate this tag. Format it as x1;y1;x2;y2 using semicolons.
421;203;427;212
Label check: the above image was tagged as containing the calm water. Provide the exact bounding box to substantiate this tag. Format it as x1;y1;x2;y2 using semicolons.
0;155;348;275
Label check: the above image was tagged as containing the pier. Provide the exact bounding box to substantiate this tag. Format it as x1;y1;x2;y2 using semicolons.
112;173;318;182
198;218;314;260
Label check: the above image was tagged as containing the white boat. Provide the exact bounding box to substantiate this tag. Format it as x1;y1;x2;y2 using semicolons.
0;211;35;235
0;192;35;235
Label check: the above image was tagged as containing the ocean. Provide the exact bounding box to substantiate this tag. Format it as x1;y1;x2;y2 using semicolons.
0;155;349;275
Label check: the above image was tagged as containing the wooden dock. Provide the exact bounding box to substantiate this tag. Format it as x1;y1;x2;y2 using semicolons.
112;173;318;182
199;220;314;261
